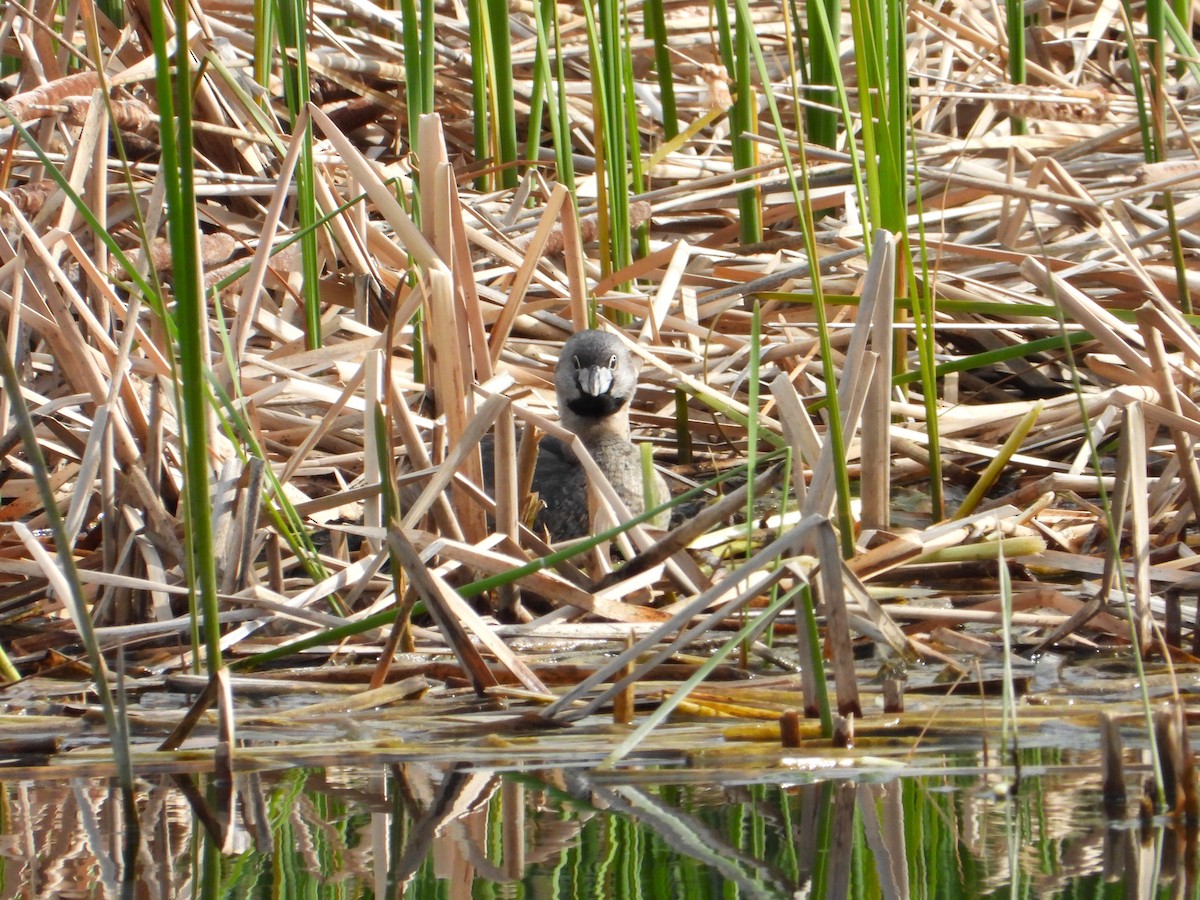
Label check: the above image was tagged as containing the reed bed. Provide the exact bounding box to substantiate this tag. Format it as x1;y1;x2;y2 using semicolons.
0;0;1198;798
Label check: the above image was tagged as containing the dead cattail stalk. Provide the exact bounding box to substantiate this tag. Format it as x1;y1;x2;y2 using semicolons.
779;709;803;748
612;632;636;726
832;713;855;749
1099;713;1127;819
882;678;904;714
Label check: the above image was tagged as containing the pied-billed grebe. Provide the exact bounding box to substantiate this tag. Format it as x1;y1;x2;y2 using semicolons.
498;329;670;541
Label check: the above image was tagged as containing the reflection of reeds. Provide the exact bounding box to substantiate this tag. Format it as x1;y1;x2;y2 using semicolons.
4;758;1192;894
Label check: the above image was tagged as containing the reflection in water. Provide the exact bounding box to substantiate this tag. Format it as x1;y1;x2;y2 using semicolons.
0;754;1195;898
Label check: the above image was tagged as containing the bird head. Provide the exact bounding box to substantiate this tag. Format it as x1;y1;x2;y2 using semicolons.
555;330;637;434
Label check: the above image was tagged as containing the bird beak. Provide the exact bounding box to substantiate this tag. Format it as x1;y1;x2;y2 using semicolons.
577;366;614;398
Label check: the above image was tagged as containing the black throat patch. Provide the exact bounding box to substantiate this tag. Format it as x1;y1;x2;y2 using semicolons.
566;393;627;419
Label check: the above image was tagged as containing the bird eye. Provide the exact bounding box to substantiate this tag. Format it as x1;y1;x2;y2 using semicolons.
607;354;618;369
573;355;582;371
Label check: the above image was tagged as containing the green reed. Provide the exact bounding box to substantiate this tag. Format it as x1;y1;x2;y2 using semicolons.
274;0;323;347
148;0;222;674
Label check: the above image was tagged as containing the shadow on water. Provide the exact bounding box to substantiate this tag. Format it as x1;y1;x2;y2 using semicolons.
2;751;1196;898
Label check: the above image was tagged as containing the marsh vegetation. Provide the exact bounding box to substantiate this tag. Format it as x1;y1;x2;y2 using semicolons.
1;0;1199;892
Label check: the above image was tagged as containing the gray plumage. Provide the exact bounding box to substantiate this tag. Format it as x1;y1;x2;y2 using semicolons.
493;330;669;541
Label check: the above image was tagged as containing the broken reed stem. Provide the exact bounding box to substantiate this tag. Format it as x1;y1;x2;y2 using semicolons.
612;632;636;726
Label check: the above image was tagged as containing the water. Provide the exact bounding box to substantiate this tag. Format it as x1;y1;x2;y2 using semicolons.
2;749;1193;898
3;650;1197;896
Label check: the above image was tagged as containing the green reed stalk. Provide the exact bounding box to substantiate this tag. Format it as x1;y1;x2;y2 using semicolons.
847;0;906;237
673;388;692;464
487;0;519;188
639;442;658;523
806;783;836;893
619;4;648;262
746;305;761;552
469;0;519;189
798;582;834;736
533;0;575;191
148;0;222;673
467;0;491;190
96;0;123;26
400;0;435;155
579;0;608;276
729;0;854;552
846;0;944;516
846;0;881;233
791;0;869;252
1005;0;1026;134
374;404;414;650
528;2;549;162
253;0;274;97
1114;11;1154;162
580;0;635;281
712;0;761;243
1165;37;1197;316
1139;0;1192;314
199;831;222;900
643;0;677;140
802;0;839;150
1145;0;1165;121
206;325;334;592
276;0;323;347
906;139;946;518
955;402;1043;518
1163;9;1200;83
0;201;137;814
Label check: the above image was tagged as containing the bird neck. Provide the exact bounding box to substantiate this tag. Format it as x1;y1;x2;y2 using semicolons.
563;409;631;444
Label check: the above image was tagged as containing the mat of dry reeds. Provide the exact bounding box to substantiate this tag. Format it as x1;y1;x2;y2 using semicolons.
1;0;1199;769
